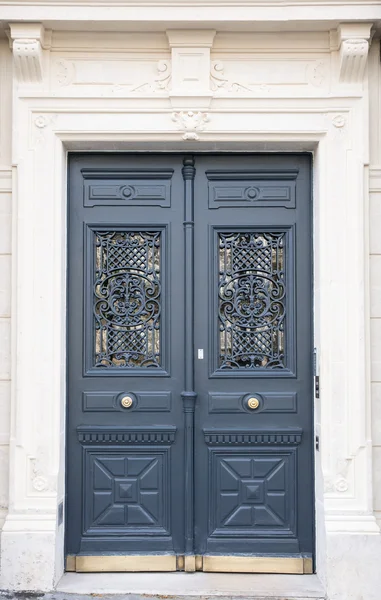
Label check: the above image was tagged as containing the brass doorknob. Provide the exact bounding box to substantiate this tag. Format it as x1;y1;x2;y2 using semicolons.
247;397;260;410
121;395;133;409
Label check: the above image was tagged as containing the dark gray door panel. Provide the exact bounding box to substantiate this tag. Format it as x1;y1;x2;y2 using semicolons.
67;155;185;555
193;155;313;557
67;153;313;563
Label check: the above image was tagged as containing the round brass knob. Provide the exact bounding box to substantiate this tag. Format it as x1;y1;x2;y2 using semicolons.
247;397;260;410
121;395;133;409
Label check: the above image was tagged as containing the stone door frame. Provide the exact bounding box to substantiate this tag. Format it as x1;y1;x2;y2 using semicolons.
0;22;379;595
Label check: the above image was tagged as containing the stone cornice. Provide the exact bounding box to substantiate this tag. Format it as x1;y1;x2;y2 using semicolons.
0;3;380;26
8;22;51;84
0;0;380;5
167;29;216;48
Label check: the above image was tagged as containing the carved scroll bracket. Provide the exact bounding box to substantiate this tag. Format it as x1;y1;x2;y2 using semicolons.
330;23;372;85
8;23;51;84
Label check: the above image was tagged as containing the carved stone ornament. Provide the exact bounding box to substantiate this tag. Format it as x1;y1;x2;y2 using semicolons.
32;475;49;492
332;23;372;85
332;114;346;129
334;477;349;493
130;60;172;93
32;113;56;149
339;39;369;84
54;58;171;93
211;59;326;93
172;110;209;140
34;115;48;129
29;453;55;494
210;60;251;93
9;23;51;84
54;58;76;86
306;61;326;88
153;59;172;91
13;39;44;83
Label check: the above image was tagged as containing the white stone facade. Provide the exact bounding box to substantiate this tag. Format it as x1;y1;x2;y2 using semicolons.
0;2;381;598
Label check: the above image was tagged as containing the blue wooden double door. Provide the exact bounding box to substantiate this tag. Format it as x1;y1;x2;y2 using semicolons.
66;153;314;573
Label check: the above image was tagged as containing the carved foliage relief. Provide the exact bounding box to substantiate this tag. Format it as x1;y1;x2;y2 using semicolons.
210;58;327;93
51;54;327;96
52;58;171;92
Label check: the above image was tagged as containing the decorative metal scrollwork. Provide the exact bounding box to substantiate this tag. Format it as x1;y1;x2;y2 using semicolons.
218;232;286;370
93;230;161;369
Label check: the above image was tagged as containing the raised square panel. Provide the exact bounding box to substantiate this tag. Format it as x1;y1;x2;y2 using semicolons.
207;170;297;209
172;47;211;93
207;447;297;539
79;439;173;537
82;169;173;207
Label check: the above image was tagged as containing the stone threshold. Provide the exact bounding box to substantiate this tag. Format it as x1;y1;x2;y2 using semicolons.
0;572;327;600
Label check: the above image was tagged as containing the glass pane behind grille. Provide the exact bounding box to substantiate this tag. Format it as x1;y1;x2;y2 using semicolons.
218;232;286;370
93;231;161;369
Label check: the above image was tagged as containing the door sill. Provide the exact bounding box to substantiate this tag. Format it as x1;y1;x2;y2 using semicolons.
67;555;312;574
56;572;325;599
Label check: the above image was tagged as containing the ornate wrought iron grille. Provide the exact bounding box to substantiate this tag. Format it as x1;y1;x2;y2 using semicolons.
93;231;161;369
218;232;286;370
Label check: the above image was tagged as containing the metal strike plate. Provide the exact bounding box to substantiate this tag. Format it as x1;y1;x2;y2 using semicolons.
247;397;260;410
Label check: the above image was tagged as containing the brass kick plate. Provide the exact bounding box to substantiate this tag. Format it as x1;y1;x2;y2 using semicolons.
200;555;313;574
66;554;312;574
72;555;177;572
